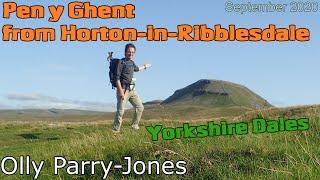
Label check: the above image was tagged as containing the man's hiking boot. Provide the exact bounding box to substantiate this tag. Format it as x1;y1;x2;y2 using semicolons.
112;129;121;133
131;125;140;130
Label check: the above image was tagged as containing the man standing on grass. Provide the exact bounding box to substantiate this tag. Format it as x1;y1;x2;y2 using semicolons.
112;43;151;133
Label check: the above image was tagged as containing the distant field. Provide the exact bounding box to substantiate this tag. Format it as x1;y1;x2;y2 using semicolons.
0;105;319;179
0;105;252;123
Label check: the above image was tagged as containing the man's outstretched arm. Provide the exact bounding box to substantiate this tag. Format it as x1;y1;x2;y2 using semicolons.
137;63;152;71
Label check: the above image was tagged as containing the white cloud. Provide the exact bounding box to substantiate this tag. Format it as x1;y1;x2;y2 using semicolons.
0;103;11;109
6;93;115;112
7;94;57;101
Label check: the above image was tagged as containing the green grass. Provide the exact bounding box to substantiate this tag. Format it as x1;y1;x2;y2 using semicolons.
0;105;319;179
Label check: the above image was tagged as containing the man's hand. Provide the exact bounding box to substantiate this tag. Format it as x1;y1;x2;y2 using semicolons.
144;63;152;69
139;63;152;71
107;52;113;61
118;90;125;100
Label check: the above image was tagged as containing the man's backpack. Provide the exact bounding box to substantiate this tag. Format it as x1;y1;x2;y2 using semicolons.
109;58;125;89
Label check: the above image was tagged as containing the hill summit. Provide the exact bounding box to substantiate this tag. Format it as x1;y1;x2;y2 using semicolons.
161;79;272;109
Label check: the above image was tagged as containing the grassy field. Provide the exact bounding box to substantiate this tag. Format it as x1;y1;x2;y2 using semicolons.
0;105;319;179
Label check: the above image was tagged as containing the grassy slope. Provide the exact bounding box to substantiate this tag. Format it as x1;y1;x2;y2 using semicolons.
0;105;319;179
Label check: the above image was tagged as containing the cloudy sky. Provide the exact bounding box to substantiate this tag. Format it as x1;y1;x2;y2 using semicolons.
5;93;115;111
1;0;320;111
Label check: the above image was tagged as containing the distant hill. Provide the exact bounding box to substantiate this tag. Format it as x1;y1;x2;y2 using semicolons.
161;79;272;109
235;104;320;121
0;108;103;117
143;100;163;106
136;79;273;120
0;109;106;122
